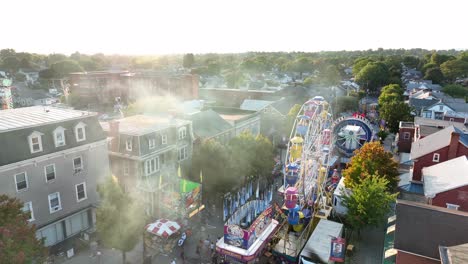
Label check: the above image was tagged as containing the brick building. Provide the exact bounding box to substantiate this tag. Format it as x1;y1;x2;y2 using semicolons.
69;71;199;107
409;126;468;181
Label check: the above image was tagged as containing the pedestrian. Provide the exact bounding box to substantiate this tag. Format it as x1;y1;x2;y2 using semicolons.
210;241;215;254
196;244;201;258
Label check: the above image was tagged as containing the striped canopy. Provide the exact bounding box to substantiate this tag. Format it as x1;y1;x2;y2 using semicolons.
145;219;181;238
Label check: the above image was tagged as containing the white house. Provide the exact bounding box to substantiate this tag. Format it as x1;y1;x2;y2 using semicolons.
333;177;350;215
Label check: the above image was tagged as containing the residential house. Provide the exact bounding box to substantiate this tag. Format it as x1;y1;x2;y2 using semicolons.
240;99;275;112
422;156;468;212
18;68;39;85
0;106;109;249
100;115;193;216
212;107;261;137
199;87;278;107
186;109;233;145
394;200;468;264
409;126;468;181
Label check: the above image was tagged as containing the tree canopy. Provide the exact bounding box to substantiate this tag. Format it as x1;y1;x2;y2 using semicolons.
0;195;46;263
343;141;399;192
183;53;195;68
355;62;389;92
442;84;468;99
96;177;145;263
342;176;397;232
332;96;358;114
379;101;413;133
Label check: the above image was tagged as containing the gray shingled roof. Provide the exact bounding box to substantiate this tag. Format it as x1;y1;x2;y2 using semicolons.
188;109;233;138
100;115;191;136
0;106;96;132
410;126;457;160
240;99;274;112
408;98;439;112
394;200;468;260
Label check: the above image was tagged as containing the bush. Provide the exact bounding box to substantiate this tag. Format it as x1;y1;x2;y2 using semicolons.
377;130;389;141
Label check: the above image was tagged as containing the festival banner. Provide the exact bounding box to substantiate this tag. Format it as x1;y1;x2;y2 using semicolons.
329;237;346;262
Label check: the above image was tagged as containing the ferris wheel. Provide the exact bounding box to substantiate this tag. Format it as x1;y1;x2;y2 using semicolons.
331;115;375;157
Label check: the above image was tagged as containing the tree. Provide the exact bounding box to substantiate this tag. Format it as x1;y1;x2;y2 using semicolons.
430;52;455;66
224;69;245;89
355;62;389;92
251;134;275;182
1;56;20;73
332;96;358;114
378;84;404;106
342;176;397;232
96;177;145;264
440;59;468;81
443;84;468;99
343;141;399;192
0;48;16;60
191;139;233;194
50;60;84;78
379;101;413;133
286;57;314;78
322;64;341;86
228;132;257;181
283;104;302;137
182;53;195;68
352;58;374;76
423;67;445;84
0;195;46;263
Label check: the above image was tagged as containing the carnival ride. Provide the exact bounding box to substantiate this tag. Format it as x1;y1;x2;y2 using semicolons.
271;96;339;263
331;114;375;157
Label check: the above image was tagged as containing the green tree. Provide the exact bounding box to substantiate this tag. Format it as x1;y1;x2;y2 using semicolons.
183;53;195;68
322;64;341;86
1;56;20;73
96;177;145;264
286;57;314;78
46;53;68;66
355;62;389;92
423;67;445;84
332;96;358;114
342;176;397;232
49;60;84;78
228;132;257;181
0;48;16;59
352;58;374;76
0;194;46;263
379;101;413;133
343;141;399;192
442;84;468;99
251;134;275;181
378;84;404;106
440;59;468;81
224;69;245;89
430;52;455;66
402;56;420;68
283;104;302;137
191;139;233;194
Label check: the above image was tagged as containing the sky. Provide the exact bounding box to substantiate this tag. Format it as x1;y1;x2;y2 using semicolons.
2;0;467;55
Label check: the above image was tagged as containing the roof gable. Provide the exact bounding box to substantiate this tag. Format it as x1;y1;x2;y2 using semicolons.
240;99;274;112
189;109;232;138
410;126;456;160
423;156;468;197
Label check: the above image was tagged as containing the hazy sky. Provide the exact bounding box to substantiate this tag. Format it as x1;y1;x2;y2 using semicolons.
2;0;467;55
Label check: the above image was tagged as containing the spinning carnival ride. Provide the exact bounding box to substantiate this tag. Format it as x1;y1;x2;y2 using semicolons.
272;96;337;262
332;115;375;157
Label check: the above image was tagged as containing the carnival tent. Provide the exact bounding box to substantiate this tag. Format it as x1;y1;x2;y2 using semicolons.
146;219;181;238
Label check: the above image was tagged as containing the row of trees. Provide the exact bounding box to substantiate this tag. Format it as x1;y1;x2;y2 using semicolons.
421;52;468;84
191;132;275;196
342;142;399;233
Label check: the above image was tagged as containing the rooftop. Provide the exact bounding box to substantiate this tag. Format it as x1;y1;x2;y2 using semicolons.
100;115;190;136
240;99;274;112
0;106;96;132
410;126;463;160
414;117;467;132
423;156;468;198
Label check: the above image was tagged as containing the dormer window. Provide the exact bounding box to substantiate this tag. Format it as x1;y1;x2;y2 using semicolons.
178;127;187;140
75;122;87;142
53;127;66;147
433;153;440;162
28;131;44;153
162;134;168;145
149;138;156;149
126;138;133;151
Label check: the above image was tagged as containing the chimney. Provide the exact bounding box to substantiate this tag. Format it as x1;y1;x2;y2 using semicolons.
109;121;120;151
447;131;460;160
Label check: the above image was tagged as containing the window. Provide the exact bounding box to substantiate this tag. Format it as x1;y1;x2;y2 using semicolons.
44;164;56;182
178;146;188;161
73;157;83;173
161;134;167;145
446;203;460;210
48;192;62;213
178;127;187;140
124;161;130;176
439;105;443;111
28;131;44;153
433;153;440;162
14;172;28;192
403;132;411;140
144;157;160;176
75;182;87;202
423;111;432;118
126;138;133;151
75;122;87;142
449;118;454;122
149;138;156;149
53;127;66;147
22;202;34;221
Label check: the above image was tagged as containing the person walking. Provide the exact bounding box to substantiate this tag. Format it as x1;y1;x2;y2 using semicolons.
210;241;215;255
